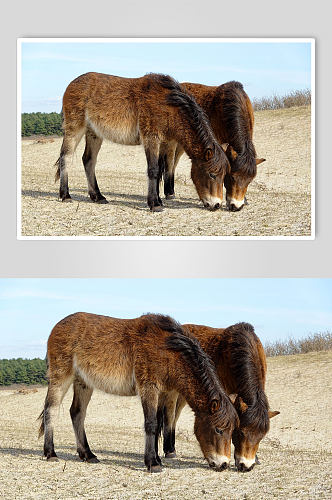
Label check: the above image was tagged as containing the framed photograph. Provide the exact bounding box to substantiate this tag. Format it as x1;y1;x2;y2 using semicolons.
17;38;314;239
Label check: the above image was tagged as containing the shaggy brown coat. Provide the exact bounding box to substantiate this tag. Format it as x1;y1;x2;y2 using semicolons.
56;72;229;211
162;322;279;472
39;313;238;472
162;81;265;211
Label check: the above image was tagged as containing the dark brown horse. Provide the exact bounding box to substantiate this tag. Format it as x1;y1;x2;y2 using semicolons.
162;322;279;472
161;81;265;211
56;72;229;212
38;313;239;472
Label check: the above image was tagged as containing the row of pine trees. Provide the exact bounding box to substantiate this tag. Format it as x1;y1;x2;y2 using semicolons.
0;358;47;385
21;112;62;137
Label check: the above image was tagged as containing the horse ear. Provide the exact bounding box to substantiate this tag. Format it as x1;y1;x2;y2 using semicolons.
204;148;213;161
227;145;238;160
268;410;280;419
228;393;237;404
256;158;266;165
238;397;248;413
210;399;221;414
221;143;238;160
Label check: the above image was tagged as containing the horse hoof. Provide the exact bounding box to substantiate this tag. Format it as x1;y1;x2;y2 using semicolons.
60;197;72;203
165;452;176;458
96;198;108;204
150;205;163;213
47;456;59;462
149;465;162;473
87;457;100;463
166;194;175;200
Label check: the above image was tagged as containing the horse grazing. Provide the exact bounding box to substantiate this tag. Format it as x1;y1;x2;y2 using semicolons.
162;322;279;472
38;313;239;472
161;81;265;211
55;72;229;212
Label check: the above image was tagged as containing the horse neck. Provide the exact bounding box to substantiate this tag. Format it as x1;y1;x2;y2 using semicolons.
206;332;265;405
183;84;217;114
170;114;212;160
212;91;255;156
168;355;214;413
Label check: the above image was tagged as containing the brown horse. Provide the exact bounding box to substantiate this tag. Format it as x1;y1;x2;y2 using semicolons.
161;81;265;211
162;322;279;472
38;313;239;472
55;72;229;212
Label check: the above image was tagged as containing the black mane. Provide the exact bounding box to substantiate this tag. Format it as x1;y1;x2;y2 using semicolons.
143;313;223;402
148;73;221;159
221;322;270;433
143;312;185;337
164;321;236;426
217;81;257;176
144;313;237;425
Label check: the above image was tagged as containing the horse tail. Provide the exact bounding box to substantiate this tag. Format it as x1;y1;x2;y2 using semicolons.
37;355;49;437
54;107;64;182
54;156;61;182
38;408;45;438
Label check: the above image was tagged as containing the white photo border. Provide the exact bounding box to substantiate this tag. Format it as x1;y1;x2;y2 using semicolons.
17;37;315;241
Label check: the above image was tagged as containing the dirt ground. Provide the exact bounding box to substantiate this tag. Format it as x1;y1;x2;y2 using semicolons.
20;106;312;237
0;350;331;499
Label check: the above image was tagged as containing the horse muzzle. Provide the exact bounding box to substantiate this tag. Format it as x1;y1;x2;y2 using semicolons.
202;197;222;211
235;456;256;473
226;196;247;212
207;455;230;471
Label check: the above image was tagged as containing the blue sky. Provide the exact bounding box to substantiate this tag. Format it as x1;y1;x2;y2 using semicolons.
20;40;312;113
0;279;330;359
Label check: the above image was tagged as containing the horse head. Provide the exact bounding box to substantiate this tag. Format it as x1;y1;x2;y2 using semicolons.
222;143;265;211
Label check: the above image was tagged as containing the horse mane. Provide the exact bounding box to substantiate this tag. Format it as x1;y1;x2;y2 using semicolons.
143;313;219;395
147;73;221;159
164;320;235;425
220;322;270;433
216;81;257;176
142;312;186;337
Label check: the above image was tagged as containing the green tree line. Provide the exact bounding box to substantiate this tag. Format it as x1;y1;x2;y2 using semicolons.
21;112;63;137
0;358;47;385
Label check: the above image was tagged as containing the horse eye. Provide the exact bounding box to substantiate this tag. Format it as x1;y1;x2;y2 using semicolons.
209;173;216;180
215;427;223;435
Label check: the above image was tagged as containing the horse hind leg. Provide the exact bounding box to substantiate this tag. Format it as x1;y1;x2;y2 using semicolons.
56;129;85;202
82;129;106;203
70;376;98;463
40;377;72;461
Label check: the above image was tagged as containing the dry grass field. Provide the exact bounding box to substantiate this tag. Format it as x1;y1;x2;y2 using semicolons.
20;106;312;237
1;350;331;499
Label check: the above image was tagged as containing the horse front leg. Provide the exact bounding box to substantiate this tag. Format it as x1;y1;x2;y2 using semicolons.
155;407;163;465
157;154;165;206
144;140;163;212
164;143;184;200
140;386;162;472
162;391;178;458
169;394;186;457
